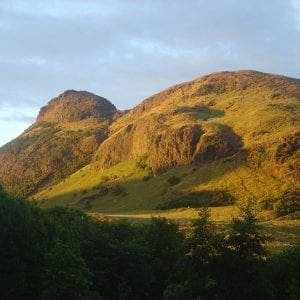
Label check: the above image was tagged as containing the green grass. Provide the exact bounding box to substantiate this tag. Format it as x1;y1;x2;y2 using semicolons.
36;152;294;214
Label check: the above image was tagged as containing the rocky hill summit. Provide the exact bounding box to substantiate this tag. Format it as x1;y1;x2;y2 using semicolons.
37;90;117;123
0;90;118;196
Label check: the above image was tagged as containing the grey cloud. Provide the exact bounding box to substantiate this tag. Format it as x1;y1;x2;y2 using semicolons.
0;0;299;122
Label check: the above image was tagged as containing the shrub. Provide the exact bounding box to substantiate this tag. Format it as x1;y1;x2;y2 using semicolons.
247;146;267;168
257;198;274;211
273;189;300;217
101;175;110;183
157;190;234;210
136;156;148;169
111;185;128;197
167;175;181;186
81;189;88;195
142;175;151;181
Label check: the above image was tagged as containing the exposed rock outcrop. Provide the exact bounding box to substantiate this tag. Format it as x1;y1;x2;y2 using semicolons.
37;90;117;123
93;113;242;175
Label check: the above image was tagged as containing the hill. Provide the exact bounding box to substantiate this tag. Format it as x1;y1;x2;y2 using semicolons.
0;90;118;196
33;70;299;216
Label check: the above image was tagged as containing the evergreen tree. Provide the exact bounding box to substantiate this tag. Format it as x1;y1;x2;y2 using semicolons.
213;202;272;300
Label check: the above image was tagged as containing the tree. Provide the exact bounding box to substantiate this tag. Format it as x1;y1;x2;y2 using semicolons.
267;246;300;300
145;218;184;298
213;202;272;300
81;220;152;299
164;207;223;299
42;240;92;300
0;192;49;300
226;201;267;258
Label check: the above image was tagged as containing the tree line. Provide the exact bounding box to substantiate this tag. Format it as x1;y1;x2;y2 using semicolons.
0;187;299;299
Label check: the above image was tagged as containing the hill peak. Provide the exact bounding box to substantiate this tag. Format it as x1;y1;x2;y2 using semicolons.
37;90;117;123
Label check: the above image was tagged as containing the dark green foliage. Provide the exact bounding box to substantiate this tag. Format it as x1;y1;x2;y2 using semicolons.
211;204;271;300
42;240;91;300
164;208;224;300
273;189;300;217
81;220;153;299
267;247;300;300
144;218;184;298
226;202;268;258
167;175;181;186
0;191;299;300
0;192;49;299
258;189;300;217
111;184;128;197
142;175;152;181
157;190;234;209
164;205;280;300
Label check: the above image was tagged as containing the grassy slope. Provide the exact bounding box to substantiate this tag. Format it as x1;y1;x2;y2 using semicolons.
36;156;299;251
36;155;291;213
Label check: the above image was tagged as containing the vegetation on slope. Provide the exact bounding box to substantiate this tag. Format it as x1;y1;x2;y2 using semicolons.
36;154;299;220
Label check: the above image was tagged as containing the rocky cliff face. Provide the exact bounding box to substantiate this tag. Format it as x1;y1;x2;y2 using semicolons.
0;90;118;196
94;117;242;175
93;71;299;181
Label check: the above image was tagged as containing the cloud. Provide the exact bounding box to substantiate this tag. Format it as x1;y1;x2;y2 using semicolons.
0;0;299;145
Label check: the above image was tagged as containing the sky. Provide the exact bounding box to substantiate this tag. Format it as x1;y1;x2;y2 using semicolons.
0;0;300;146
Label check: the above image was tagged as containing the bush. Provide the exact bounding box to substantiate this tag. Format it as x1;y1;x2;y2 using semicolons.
257;198;274;211
136;156;148;169
81;189;88;195
157;190;234;210
247;145;267;168
167;175;181;186
101;175;110;183
111;185;128;197
273;189;300;217
142;175;151;181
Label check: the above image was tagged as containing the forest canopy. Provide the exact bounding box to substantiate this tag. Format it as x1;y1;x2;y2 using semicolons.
0;189;299;300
